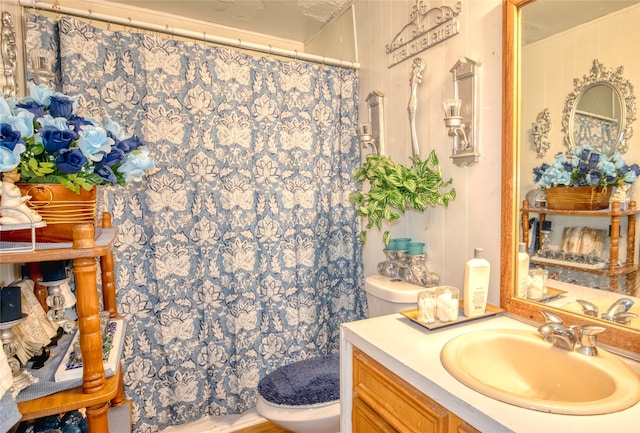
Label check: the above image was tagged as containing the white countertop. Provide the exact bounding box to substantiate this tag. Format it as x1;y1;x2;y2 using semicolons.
340;313;640;433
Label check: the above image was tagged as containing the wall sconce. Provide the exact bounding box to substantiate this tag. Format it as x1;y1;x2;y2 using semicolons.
443;57;481;167
359;91;384;155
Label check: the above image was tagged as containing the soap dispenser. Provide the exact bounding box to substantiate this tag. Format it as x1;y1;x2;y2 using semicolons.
463;248;490;317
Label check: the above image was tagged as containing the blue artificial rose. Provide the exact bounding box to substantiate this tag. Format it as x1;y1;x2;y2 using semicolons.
98;147;125;167
28;84;54;106
118;147;155;183
611;152;627;170
49;93;77;119
77;125;113;161
38;114;70;132
67;115;96;134
55;148;88;174
598;160;616;178
577;146;591;160
0;141;26;172
103;118;127;140
95;164;117;184
41;126;78;153
117;135;143;153
1;109;35;139
624;170;638;184
0;123;24;150
586;170;603;186
15;101;45;119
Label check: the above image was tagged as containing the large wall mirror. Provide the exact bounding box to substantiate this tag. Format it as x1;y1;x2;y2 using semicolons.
502;0;640;355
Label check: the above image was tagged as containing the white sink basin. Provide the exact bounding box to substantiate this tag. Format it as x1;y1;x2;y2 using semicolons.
440;329;640;415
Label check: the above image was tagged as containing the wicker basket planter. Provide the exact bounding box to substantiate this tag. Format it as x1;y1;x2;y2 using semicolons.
545;186;611;211
1;184;97;243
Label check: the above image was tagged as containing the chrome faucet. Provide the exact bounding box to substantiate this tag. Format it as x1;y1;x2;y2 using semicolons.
576;298;638;325
601;298;637;324
537;310;606;355
538;310;575;350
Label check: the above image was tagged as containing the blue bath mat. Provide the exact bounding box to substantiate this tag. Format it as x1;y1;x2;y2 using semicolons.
258;353;340;406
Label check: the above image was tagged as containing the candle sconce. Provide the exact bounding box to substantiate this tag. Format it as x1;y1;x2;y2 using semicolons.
359;90;384;155
443;57;481;167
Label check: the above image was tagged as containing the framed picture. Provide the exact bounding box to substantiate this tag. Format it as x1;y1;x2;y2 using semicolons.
561;226;606;258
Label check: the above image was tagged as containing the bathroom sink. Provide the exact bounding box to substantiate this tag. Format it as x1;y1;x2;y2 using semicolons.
440;329;640;415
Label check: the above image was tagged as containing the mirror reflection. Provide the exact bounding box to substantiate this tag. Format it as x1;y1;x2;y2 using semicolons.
518;0;640;331
571;82;623;153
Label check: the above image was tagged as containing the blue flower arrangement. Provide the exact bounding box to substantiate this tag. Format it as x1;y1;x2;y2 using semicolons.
533;145;640;189
0;84;155;193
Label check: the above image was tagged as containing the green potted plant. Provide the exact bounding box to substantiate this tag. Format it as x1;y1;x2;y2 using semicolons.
349;150;456;244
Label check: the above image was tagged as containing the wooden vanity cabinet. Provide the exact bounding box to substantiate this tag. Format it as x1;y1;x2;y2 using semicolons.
1;213;130;432
352;348;480;433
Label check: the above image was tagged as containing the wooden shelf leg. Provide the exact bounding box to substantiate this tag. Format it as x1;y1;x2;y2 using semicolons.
100;214;117;318
72;224;106;394
86;401;110;433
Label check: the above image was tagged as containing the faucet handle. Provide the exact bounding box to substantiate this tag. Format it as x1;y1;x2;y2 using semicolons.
576;299;599;317
575;325;607;356
541;310;564;324
611;312;638;326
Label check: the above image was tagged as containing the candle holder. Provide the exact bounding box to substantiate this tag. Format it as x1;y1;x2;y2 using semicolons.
0;314;38;396
39;278;76;334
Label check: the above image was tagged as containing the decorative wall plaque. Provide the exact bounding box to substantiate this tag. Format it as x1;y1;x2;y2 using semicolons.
1;11;18;98
386;1;462;68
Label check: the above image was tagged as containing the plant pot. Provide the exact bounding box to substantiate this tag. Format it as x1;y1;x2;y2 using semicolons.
0;184;97;243
545;186;611;211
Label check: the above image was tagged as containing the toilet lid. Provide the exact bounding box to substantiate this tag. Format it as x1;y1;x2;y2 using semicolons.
258;353;339;406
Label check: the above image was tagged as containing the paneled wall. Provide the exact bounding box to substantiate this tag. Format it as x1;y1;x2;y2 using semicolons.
352;0;503;303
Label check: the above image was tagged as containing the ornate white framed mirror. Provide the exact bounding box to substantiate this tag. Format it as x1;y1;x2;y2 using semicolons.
562;59;636;155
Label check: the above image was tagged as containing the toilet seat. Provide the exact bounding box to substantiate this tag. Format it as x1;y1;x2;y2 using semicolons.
258;353;339;406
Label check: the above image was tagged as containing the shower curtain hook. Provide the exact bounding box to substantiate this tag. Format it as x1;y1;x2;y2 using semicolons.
294;50;298;61
238;38;242;49
268;44;273;58
88;9;92;25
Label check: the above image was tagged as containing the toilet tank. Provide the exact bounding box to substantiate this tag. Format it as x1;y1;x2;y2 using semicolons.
364;275;424;317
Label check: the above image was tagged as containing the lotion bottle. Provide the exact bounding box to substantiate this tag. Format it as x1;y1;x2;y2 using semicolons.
517;242;529;298
463;248;490;317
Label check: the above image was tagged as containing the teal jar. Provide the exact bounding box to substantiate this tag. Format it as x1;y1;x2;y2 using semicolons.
385;239;399;250
393;238;411;251
408;242;425;256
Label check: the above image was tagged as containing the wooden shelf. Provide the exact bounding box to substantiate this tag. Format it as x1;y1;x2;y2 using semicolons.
520;206;640;218
521;200;639;292
0;228;117;263
17;368;121;421
6;214;129;433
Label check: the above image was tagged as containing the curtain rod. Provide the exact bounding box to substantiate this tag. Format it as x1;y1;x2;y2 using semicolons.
19;0;360;70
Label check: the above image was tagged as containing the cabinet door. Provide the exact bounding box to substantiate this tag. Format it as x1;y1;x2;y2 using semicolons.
353;349;449;433
353;396;397;433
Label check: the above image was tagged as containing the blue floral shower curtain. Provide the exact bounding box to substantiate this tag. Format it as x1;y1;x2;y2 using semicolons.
27;15;365;432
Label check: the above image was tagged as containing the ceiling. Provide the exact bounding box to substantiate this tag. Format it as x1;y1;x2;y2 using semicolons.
107;0;354;43
522;0;639;45
80;1;638;47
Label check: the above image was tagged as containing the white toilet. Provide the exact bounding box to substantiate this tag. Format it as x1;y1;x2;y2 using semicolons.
256;275;422;433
